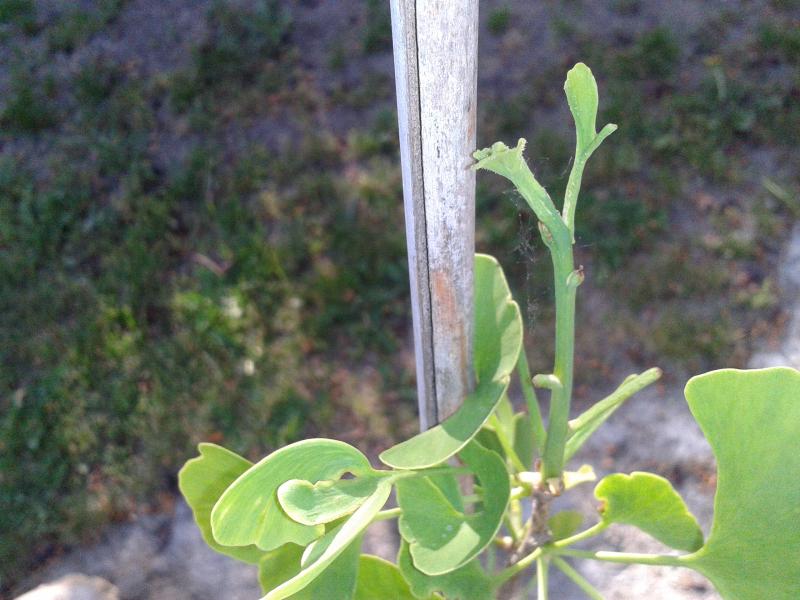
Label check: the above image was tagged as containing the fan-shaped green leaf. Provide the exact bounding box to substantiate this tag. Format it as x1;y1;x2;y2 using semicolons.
681;368;800;599
472;254;523;383
278;473;387;526
380;255;522;470
263;481;390;600
398;541;496;600
258;543;304;594
595;471;703;552
397;441;510;575
212;439;371;551
257;538;362;599
178;443;264;564
354;555;435;600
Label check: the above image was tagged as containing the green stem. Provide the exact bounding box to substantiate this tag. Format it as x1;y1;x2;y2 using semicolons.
372;507;402;522
562;157;586;240
557;548;685;568
494;546;544;584
562;124;618;238
517;349;546;455
537;556;549;599
551;557;604;600
541;241;577;480
551;521;608;549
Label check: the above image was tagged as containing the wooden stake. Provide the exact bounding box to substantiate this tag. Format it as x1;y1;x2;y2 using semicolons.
390;0;478;429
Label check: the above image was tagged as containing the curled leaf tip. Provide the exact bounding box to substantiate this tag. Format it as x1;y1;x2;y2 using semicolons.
472;138;527;174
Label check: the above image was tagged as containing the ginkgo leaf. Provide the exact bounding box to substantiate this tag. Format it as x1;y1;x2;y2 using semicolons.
397;441;510;575
257;538;362;599
595;471;704;552
278;473;388;526
681;368;800;599
380;255;522;470
353;555;435;600
178;443;264;564
398;541;496;600
212;439;372;551
263;481;390;600
564;63;599;154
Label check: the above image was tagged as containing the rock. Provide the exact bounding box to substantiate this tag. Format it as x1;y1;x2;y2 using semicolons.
15;574;118;600
750;223;800;370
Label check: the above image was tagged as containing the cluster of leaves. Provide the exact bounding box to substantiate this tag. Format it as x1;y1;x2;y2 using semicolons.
181;260;800;599
181;65;800;598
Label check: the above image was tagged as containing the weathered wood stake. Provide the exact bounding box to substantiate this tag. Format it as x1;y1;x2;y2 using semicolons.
390;1;479;429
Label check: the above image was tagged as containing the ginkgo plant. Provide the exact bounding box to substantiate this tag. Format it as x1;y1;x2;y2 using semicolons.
178;64;800;599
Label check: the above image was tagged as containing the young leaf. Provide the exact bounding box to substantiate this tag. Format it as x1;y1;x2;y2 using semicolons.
564;63;599;155
398;541;497;600
263;482;391;600
178;443;264;564
380;254;522;470
473;140;567;240
512;413;534;470
278;474;388;526
474;426;505;461
594;472;704;552
212;439;372;551
563;464;596;490
397;441;510;575
561;62;617;236
354;555;434;600
473;254;523;383
379;378;509;470
548;511;584;541
681;368;800;599
564;368;661;461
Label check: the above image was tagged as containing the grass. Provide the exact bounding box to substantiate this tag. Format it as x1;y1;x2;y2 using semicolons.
0;3;407;587
488;7;512;36
170;0;293;112
362;0;392;54
47;0;125;53
1;68;57;133
0;0;37;34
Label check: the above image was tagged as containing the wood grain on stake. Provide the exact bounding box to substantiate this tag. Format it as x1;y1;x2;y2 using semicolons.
390;0;479;429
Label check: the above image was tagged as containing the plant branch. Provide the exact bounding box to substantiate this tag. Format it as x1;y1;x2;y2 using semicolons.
494;546;544;584
551;556;604;600
537;556;549;599
562;124;617;237
556;548;685;568
372;507;402;522
551;521;608;549
540;243;578;480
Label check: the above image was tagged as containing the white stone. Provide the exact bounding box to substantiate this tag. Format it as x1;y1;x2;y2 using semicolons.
15;574;118;600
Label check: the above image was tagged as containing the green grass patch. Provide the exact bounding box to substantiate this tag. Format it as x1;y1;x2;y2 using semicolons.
47;0;124;53
0;0;37;33
362;0;392;54
170;0;293;112
488;7;512;36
